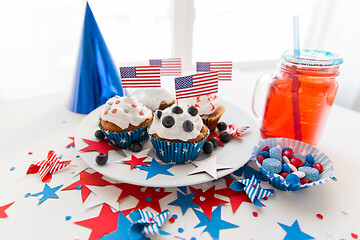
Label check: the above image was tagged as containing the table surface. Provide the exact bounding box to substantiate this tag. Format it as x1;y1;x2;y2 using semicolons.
1;70;360;240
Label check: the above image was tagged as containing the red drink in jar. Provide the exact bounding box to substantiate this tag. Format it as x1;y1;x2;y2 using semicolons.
257;50;343;145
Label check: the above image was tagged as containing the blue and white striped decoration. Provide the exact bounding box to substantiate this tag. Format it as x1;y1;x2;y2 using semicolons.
239;175;274;203
129;209;170;237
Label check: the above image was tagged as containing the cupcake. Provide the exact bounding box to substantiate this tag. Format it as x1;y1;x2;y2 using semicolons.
99;96;153;149
178;94;225;132
131;87;175;111
149;105;209;164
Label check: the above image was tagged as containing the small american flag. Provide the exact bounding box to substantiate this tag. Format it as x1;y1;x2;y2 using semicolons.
26;150;71;183
149;58;181;76
174;71;218;99
197;61;232;81
120;66;161;88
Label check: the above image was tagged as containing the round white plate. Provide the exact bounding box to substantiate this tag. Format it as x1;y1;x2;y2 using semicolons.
75;101;260;187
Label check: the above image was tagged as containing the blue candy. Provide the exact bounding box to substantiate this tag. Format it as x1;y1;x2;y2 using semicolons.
285;173;300;185
292;154;306;165
298;166;320;182
259;151;270;159
306;154;315;165
269;146;282;161
262;158;282;174
282;163;291;173
304;163;313;167
282;147;293;152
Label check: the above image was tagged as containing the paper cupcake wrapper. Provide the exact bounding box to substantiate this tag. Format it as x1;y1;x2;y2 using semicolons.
252;138;335;191
150;130;209;164
99;123;150;149
202;105;225;132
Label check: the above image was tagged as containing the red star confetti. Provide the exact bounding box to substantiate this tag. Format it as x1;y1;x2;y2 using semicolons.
113;183;144;202
74;204;119;240
207;132;224;147
0;202;15;218
62;172;111;202
79;138;121;155
66;137;75;148
215;176;251;213
228;125;250;139
189;186;228;220
122;155;148;170
132;187;172;213
26;150;71;183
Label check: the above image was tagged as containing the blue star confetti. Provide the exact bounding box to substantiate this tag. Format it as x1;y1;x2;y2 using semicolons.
278;220;314;240
177;186;188;194
230;175;273;207
194;204;238;240
168;191;199;215
137;158;175;180
31;183;63;205
99;211;132;240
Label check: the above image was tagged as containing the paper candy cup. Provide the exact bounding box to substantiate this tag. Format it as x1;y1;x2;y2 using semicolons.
150;130;209;164
252;138;335;191
99;122;150;149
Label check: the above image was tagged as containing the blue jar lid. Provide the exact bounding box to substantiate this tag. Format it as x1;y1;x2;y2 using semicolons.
281;49;343;68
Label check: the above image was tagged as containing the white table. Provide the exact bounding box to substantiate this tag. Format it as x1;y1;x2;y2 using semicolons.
1;78;360;239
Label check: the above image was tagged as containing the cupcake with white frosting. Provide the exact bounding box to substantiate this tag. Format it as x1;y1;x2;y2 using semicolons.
179;94;225;132
99;96;153;148
131;87;175;111
149;105;209;163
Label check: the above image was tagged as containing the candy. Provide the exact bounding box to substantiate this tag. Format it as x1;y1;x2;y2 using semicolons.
293;154;306;165
257;154;264;164
290;158;303;168
282;149;293;159
300;178;309;185
313;163;324;174
298;166;320;182
259;151;270;159
282;147;293;152
280;172;290;179
288;163;298;172
261;146;270;152
304;163;313;167
306;154;315;165
285;174;300;185
262;158;282;174
269;146;282;161
274;173;284;180
293;171;306;178
282;163;291;173
282;156;290;163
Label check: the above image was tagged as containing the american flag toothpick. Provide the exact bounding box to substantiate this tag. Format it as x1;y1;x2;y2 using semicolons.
197;61;232;81
149;58;181;76
120;66;161;88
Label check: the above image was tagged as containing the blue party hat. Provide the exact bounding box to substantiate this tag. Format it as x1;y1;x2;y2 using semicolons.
69;2;125;114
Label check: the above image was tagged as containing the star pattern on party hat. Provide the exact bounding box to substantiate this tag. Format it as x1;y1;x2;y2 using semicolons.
228;124;250;139
26;150;71;183
137;158;175;180
230;175;274;207
79;138;121;155
75;204;119;240
215;176;252;213
278;220;314;240
62;171;111;202
132;187;172;213
194;204;238;240
168;191;199;215
188;156;232;180
0;201;15;218
31;183;63;205
85;185;122;211
189;186;228;220
129;209;170;239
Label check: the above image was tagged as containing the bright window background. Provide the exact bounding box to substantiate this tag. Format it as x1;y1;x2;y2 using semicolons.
193;0;314;62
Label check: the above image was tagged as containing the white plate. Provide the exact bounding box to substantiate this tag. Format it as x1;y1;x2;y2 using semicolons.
75;101;260;187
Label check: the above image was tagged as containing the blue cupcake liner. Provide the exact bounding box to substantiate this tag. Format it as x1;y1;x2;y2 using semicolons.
252;138;335;191
99;122;150;149
150;130;209;164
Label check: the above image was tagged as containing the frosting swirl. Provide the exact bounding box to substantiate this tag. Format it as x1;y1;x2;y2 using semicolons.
131;87;174;111
149;105;204;141
100;96;152;129
178;94;220;116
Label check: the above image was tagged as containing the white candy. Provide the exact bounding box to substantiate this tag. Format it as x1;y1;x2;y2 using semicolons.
293;171;306;178
283;156;290;163
274;173;284;181
288;163;298;172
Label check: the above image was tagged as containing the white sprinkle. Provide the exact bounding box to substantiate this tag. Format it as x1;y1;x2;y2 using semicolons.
288;163;298;172
341;209;349;215
283;156;290;163
293;171;306;178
